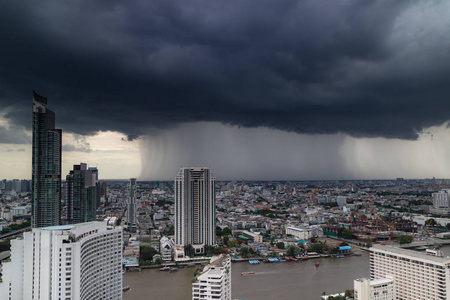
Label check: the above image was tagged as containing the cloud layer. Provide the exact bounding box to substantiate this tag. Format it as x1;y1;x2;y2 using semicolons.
1;0;450;143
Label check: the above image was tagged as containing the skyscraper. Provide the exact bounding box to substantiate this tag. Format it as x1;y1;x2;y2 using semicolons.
127;178;137;232
65;163;97;224
0;221;123;300
175;167;216;254
32;91;62;228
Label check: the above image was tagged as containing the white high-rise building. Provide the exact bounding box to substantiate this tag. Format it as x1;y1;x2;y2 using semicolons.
0;221;123;300
175;167;216;254
127;178;137;232
370;244;450;300
337;196;347;207
354;277;394;300
432;190;449;208
192;254;231;300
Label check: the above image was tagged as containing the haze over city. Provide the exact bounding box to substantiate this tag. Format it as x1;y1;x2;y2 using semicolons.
2;0;450;180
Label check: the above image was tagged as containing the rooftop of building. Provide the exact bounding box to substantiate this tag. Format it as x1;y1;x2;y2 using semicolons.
40;225;76;231
371;244;450;264
209;254;230;269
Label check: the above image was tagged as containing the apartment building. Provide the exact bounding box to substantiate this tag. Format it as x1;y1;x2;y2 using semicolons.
0;221;123;300
175;167;216;253
354;277;394;300
370;244;450;300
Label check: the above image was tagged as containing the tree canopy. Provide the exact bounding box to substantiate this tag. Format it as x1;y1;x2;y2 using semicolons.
396;235;413;245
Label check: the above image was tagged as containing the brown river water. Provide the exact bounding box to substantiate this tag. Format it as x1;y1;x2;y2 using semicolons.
123;252;370;300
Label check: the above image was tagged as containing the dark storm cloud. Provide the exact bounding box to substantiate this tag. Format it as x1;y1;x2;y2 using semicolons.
122;135;140;142
0;0;449;141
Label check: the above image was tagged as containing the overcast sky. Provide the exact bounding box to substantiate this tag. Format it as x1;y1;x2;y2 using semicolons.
1;0;450;180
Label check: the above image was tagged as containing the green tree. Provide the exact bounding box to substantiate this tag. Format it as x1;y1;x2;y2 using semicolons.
276;242;285;249
286;245;300;257
426;218;437;226
140;246;158;262
0;239;11;252
216;226;223;236
397;235;413;245
308;242;325;254
154;257;162;265
328;246;339;254
223;235;230;246
222;227;232;236
340;228;353;239
239;247;255;258
227;240;238;248
184;244;195;257
345;289;354;298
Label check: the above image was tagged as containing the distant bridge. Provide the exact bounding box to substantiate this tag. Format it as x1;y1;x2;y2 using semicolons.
0;226;31;240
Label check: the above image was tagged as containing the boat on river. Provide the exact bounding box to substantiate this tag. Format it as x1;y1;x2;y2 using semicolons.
123;285;131;292
159;266;170;271
241;272;256;276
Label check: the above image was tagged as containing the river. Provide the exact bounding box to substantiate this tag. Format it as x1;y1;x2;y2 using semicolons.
123;252;370;300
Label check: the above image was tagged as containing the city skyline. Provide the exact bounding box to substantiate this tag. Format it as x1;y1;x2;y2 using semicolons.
2;1;450;181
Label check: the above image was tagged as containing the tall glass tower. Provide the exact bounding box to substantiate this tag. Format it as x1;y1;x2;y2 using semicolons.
32;91;62;228
175;167;216;254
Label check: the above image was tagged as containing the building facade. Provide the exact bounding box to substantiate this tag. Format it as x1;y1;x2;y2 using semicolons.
160;236;175;262
175;167;216;253
32;91;62;228
127;178;137;232
192;254;231;300
337;196;347;208
0;221;123;300
285;226;311;240
432;190;449;208
65;163;97;224
354;277;394;300
370;244;450;300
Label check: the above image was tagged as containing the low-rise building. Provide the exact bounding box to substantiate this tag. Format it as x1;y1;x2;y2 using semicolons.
354;277;394;300
285;226;310;240
160;236;175;262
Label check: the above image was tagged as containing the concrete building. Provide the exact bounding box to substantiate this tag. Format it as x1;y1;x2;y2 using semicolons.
432;190;449;208
127;178;137;232
65;163;97;224
285;226;310;240
160;236;175;262
337;196;347;208
354;277;394;300
175;167;216;254
12;179;21;192
0;221;122;300
370;244;450;300
192;254;231;300
12;206;31;218
32;91;62;228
